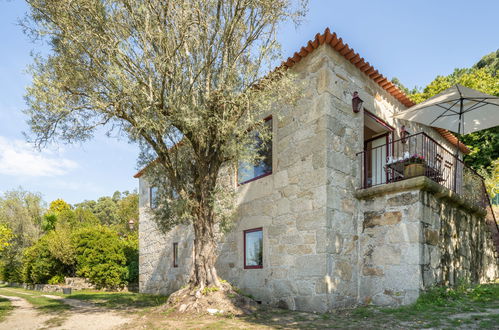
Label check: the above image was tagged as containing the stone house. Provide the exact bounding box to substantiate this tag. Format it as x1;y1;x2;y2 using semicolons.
135;28;499;312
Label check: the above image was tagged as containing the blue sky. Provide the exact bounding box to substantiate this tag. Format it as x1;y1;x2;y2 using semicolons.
0;0;498;205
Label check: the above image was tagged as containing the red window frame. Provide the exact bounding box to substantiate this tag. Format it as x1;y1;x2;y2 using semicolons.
363;110;395;187
243;227;263;269
173;242;178;268
237;116;273;185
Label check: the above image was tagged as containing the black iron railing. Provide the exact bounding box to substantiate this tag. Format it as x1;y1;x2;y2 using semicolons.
357;132;487;208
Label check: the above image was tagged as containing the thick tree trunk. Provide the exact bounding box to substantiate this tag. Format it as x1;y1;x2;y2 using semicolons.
190;219;221;290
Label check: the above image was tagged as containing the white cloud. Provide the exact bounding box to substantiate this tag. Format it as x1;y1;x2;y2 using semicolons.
0;136;78;177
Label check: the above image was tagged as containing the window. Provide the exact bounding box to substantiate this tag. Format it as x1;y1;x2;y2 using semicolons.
173;242;178;268
238;117;273;185
244;228;263;269
149;186;158;209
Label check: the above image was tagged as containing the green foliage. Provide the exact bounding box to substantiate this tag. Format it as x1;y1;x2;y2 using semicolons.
122;232;139;283
73;226;128;288
61;291;168;309
46;226;76;267
414;280;499;309
0;189;44;282
22;235;67;284
116;193;139;232
481;159;499;201
42;213;57;232
48;199;71;214
48;275;65;284
201;286;219;295
72;207;100;227
473;49;499;75
93;197;119;226
0;224;14;252
0;296;13;322
0;189;139;286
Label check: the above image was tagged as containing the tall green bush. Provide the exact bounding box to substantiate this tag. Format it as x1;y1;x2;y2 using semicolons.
73;226;128;288
122;232;139;284
22;235;67;284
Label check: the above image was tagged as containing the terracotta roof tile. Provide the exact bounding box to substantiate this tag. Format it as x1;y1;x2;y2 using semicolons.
280;27;469;154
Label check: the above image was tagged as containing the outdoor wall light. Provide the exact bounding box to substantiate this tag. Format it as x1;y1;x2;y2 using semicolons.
400;125;410;144
352;91;363;113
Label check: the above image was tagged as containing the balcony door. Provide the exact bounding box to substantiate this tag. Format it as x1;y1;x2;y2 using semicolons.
364;111;394;187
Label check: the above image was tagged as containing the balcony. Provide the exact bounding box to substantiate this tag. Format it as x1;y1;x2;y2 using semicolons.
356;132;487;209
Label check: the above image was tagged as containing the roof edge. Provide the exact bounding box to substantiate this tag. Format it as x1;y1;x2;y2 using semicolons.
280;27;469;154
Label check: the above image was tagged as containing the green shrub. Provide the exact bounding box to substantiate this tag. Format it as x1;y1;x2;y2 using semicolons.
122;233;139;284
22;236;67;284
0;255;23;283
73;226;128;288
48;274;65;284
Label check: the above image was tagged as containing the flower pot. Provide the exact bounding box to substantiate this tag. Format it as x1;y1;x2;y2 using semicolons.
404;163;425;178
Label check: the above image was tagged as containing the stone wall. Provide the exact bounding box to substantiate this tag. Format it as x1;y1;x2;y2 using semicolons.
2;277;96;293
138;178;194;295
421;191;499;286
355;177;499;306
357;189;422;305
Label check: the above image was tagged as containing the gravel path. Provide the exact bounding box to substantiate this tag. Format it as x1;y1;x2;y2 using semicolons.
43;295;132;330
0;294;52;330
0;293;133;330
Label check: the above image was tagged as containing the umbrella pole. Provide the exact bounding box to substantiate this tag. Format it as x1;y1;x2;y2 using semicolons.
453;99;463;193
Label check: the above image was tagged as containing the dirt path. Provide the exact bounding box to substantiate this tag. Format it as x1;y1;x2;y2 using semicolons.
42;295;133;330
0;294;52;330
0;293;134;330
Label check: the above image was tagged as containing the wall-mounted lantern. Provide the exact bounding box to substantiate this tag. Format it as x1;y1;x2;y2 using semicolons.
128;219;135;231
352;91;363;113
400;125;410;144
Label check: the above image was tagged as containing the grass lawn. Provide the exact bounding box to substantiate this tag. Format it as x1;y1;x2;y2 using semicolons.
0;297;13;322
0;286;71;313
66;290;168;310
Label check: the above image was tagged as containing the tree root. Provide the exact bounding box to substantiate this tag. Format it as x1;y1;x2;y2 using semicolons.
165;281;258;315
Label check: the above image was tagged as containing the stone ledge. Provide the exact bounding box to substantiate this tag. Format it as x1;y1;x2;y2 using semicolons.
355;176;486;216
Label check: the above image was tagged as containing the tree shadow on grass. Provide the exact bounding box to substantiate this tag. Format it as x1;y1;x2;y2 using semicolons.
67;292;168;309
32;296;72;314
0;297;14;320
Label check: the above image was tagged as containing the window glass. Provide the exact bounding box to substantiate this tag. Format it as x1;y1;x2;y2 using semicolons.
150;186;158;209
244;229;263;268
173;242;178;268
238;118;272;184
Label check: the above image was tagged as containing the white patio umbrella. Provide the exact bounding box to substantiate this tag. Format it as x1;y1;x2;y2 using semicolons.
394;84;499;137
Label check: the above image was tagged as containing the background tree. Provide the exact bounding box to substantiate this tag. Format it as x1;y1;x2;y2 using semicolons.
474;49;499;75
0;224;14;252
23;0;306;295
92;197;119;226
116;193;139;233
42;198;73;231
0;189;44;281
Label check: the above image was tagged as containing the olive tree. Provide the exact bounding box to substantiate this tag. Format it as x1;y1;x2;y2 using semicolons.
23;0;306;291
